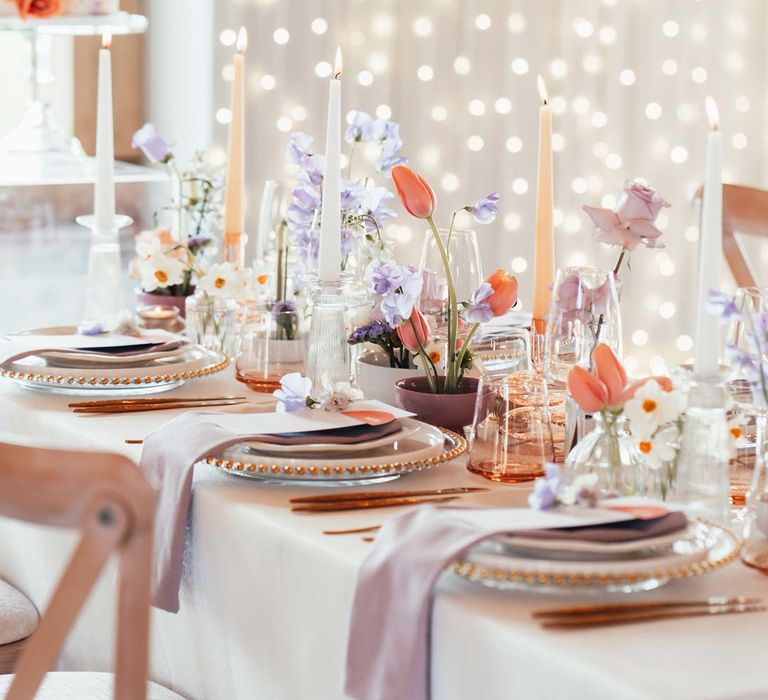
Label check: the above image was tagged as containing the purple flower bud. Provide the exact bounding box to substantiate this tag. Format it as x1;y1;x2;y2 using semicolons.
131;122;171;163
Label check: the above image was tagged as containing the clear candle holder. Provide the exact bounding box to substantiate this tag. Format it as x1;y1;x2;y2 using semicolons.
672;372;732;524
185;292;238;356
76;213;133;327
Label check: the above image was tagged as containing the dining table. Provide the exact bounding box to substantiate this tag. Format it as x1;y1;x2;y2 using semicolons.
0;371;767;700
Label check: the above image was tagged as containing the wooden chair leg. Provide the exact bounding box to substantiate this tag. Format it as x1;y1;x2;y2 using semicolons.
114;525;153;700
0;638;29;675
6;501;127;700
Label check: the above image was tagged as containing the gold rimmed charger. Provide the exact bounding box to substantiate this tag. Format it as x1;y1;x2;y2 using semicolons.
208;426;467;484
452;519;742;594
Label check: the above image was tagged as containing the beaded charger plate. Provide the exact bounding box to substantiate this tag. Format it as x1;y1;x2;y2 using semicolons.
213;424;467;485
1;329;228;397
452;519;741;595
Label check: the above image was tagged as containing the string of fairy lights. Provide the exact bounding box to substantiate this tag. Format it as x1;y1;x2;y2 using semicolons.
210;0;766;375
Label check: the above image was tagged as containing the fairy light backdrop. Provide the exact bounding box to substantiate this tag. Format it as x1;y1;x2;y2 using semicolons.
211;0;768;374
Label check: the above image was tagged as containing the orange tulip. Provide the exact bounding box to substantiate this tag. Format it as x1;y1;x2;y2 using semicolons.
567;365;610;414
485;269;519;317
391;165;436;219
592;343;627;409
397;308;431;352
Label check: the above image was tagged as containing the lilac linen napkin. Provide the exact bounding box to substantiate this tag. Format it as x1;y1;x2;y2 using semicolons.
140;412;404;613
343;506;683;700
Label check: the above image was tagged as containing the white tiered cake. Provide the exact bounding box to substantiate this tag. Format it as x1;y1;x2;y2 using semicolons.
0;0;119;17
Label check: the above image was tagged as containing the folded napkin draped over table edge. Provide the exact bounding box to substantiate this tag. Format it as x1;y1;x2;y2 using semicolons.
344;505;687;700
138;404;410;613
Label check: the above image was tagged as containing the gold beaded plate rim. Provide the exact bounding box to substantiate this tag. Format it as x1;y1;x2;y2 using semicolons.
451;519;741;589
206;427;467;481
0;352;229;389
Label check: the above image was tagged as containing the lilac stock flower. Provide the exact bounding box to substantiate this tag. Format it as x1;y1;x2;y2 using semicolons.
528;464;564;510
466;282;494;323
273;372;313;413
131;123;171;163
470;192;500;224
286;132;314;164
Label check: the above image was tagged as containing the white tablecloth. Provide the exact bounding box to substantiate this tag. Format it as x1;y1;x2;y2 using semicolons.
1;372;767;700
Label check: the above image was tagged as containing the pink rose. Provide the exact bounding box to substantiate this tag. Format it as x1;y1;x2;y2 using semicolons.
582;179;670;252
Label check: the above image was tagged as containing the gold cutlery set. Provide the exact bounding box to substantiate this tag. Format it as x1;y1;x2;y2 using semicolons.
69;396;248;414
533;597;765;628
291;487;488;513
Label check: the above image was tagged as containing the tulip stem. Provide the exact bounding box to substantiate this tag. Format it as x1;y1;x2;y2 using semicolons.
410;317;438;393
427;215;459;393
454;322;480;384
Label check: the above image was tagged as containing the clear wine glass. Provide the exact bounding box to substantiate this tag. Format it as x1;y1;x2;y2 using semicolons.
544;266;622;384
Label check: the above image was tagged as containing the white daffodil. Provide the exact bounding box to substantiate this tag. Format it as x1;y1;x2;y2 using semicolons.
624;379;685;437
413;341;446;370
139;250;186;291
634;431;678;470
197;262;239;297
727;413;751;457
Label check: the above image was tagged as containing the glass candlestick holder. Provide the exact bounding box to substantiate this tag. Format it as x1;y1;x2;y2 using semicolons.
672;372;731;524
305;281;353;391
76;213;133;327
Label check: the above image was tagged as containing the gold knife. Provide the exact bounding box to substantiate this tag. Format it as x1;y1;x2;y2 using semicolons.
291;495;459;513
533;596;762;618
291;487;488;504
540;604;767;629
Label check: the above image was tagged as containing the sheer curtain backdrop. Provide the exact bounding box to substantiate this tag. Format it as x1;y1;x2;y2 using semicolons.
207;0;768;373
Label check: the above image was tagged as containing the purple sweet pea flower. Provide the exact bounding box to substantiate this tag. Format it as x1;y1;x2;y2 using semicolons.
286;132;314;164
77;321;106;336
380;293;418;327
131;123;172;163
298;154;325;187
273;372;313;413
466;282;494;323
375;152;408;176
470;192;500;224
706;290;743;324
528;464;564;510
583;179;670;251
345;111;374;143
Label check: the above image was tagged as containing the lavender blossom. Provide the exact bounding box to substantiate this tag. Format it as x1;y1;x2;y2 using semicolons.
273;372;313;413
348;320;393;344
466;282;494;323
470;192;500;224
131;123;172;164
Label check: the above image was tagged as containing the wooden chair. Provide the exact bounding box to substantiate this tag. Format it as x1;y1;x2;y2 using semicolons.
0;437;184;700
694;183;768;288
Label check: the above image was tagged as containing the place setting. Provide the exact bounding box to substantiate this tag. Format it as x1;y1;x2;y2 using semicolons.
3;3;768;700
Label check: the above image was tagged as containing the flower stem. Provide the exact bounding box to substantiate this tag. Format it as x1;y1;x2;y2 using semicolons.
427;215;458;393
410;317;438;393
613;249;626;276
454;322;480;381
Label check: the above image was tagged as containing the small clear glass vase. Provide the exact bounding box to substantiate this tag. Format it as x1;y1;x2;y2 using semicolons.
741;410;768;571
185;292;237;356
564;413;647;497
